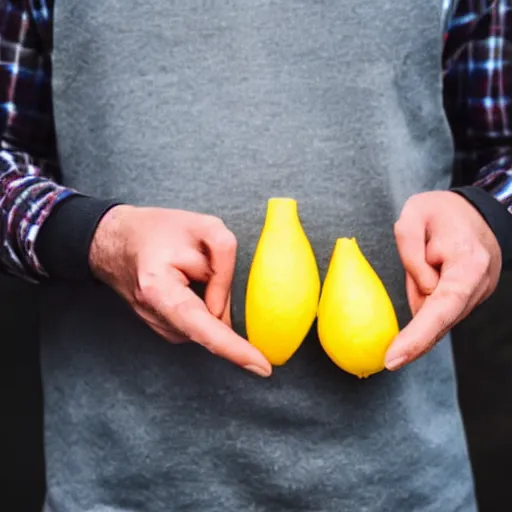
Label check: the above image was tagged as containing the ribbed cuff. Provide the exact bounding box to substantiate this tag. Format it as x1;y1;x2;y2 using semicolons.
451;186;512;269
36;195;123;281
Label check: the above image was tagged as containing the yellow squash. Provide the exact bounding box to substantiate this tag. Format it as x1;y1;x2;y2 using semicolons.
317;237;399;378
245;198;321;365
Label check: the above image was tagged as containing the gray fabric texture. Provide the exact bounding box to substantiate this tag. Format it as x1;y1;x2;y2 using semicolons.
43;1;476;510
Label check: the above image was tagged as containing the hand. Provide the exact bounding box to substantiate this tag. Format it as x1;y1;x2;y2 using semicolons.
89;205;272;377
385;191;502;371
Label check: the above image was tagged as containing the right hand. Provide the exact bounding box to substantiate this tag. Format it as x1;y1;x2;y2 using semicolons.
88;205;272;377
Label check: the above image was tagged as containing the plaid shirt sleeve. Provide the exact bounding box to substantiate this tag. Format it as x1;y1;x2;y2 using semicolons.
0;0;79;282
444;0;512;211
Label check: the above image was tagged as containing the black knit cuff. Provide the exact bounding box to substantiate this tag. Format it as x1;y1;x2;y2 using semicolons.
451;186;512;269
36;195;123;281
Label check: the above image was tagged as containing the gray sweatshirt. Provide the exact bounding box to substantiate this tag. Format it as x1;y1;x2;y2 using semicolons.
42;1;477;510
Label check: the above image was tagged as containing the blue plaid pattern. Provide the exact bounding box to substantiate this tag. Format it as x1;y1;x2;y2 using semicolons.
0;0;511;281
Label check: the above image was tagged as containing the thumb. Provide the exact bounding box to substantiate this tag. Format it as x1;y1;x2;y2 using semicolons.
385;270;470;370
394;215;439;295
165;286;272;377
405;272;424;316
220;291;232;328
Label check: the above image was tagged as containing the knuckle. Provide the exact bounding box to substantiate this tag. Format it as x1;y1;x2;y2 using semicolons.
202;215;237;251
134;273;160;307
394;197;421;238
451;237;474;256
471;247;491;275
487;275;499;296
450;239;490;276
217;228;238;250
203;215;226;231
401;195;420;215
393;219;408;241
167;291;195;322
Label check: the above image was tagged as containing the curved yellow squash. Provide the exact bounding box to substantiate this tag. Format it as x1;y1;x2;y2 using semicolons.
245;198;321;365
317;238;399;378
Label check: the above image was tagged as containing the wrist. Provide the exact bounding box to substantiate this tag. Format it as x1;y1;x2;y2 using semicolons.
451;186;512;269
89;204;137;283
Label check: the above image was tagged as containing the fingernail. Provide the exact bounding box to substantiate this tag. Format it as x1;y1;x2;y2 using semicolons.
244;364;272;377
385;355;408;371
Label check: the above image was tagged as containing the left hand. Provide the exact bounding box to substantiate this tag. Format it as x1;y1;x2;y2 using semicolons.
385;190;502;371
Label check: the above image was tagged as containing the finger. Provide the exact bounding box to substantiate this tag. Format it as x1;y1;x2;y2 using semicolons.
175;249;212;283
405;272;424;316
394;213;439;294
385;265;479;370
199;220;237;318
220;291;232;328
165;286;271;377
